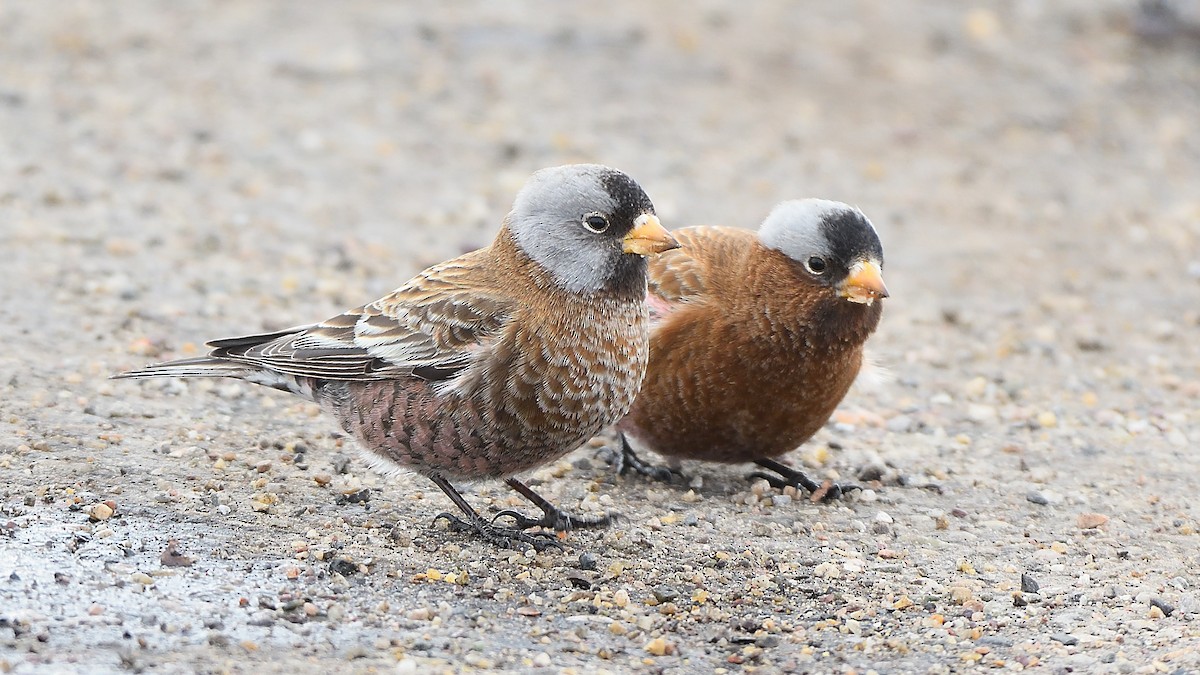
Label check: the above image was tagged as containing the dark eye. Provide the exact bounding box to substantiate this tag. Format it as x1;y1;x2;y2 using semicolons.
583;214;610;233
805;256;828;275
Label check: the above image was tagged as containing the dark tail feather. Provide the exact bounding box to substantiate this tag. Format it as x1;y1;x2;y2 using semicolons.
112;325;312;380
111;356;249;380
206;325;313;351
111;356;317;400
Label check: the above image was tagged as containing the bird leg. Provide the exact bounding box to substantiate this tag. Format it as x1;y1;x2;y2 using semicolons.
610;433;681;483
428;475;562;551
491;478;615;532
748;458;860;501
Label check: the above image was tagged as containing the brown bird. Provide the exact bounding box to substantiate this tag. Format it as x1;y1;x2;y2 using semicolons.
616;199;888;498
115;164;679;550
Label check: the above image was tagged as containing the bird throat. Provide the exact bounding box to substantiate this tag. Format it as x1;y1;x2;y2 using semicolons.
798;293;883;350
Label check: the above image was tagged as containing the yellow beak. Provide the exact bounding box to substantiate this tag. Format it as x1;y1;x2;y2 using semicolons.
840;259;889;305
622;214;680;256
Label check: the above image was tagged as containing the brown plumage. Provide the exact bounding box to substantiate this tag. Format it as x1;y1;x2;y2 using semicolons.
617;199;888;498
115;164;679;550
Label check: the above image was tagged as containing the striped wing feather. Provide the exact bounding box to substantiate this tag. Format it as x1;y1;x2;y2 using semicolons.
143;255;514;383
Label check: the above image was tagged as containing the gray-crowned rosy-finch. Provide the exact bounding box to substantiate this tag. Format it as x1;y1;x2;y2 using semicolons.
617;199;887;499
116;164;679;550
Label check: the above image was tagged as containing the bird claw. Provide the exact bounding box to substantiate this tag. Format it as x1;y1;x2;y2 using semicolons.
610;437;683;483
809;480;861;502
432;511;563;552
747;462;860;502
491;508;614;532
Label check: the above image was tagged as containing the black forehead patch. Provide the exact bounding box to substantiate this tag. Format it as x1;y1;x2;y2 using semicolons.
601;170;655;233
821;209;884;265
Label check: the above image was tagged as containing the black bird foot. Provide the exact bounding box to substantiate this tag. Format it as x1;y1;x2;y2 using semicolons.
609;434;682;483
492;506;614;532
428;474;564;552
500;477;617;532
748;458;860;502
433;511;563;552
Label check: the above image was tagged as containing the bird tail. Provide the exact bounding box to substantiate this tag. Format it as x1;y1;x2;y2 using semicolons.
113;355;321;400
111;356;251;380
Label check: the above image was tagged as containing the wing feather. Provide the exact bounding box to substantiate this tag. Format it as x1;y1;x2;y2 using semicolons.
208;254;513;382
646;226;754;321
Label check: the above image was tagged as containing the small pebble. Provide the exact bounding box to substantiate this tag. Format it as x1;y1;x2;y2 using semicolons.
1026;491;1049;506
1021;573;1040;593
160;540;194;567
406;607;432;621
335;488;371;505
1150;598;1175;617
652;586;678;603
329;558;359;577
85;503;114;521
858;463;885;482
756;635;780;648
644;637;674;656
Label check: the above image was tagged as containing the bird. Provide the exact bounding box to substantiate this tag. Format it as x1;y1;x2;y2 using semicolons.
114;164;680;551
615;199;888;499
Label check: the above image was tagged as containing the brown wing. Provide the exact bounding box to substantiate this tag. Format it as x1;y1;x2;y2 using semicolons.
207;250;514;381
646;226;756;320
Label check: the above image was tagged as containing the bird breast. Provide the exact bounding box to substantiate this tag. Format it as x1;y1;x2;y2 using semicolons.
498;293;650;437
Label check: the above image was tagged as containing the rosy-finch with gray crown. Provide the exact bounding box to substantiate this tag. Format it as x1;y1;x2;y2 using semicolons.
116;164;679;550
617;199;887;500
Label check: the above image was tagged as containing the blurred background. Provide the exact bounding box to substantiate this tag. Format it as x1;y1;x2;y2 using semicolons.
3;1;1198;339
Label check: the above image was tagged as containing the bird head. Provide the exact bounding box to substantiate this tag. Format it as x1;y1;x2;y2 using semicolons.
758;198;889;306
509;164;679;295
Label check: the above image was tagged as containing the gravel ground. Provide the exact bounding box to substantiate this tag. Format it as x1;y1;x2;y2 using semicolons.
3;1;1200;673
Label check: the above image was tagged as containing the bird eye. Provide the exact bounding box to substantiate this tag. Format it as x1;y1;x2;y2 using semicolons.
582;214;610;233
805;256;828;274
